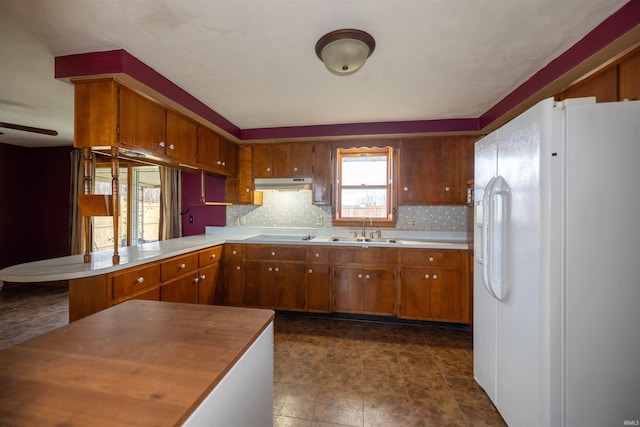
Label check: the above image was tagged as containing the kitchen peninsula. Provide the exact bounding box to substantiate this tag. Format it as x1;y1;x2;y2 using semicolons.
0;300;275;427
0;228;471;324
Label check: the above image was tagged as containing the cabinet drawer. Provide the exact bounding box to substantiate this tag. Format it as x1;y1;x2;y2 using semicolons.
306;247;330;264
400;249;461;268
161;253;199;281
244;245;305;261
224;244;244;260
112;264;161;300
199;245;223;267
331;247;399;265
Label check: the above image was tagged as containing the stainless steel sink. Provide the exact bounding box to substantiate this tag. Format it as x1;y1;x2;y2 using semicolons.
329;237;401;244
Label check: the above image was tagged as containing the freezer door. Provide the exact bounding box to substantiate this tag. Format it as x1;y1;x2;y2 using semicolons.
473;131;498;403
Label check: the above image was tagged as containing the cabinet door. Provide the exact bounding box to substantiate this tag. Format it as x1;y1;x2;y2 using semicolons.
398;138;443;204
160;274;199;304
165;110;197;164
272;263;306;311
243;261;273;308
220;138;238;176
118;86;166;156
270;144;291;177
252;145;273;178
289;142;312;177
312;142;332;205
333;266;363;313
198;263;220;305
196;126;222;171
362;268;396;316
224;262;245;306
306;264;330;312
236;145;255;203
399;267;431;319
441;136;476;204
429;268;463;322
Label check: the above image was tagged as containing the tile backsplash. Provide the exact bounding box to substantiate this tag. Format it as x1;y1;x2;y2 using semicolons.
226;190;468;232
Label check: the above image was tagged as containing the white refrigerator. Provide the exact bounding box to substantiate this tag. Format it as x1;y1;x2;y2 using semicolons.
473;97;640;427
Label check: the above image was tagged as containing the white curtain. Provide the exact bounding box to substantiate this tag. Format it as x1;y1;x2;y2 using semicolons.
159;166;182;240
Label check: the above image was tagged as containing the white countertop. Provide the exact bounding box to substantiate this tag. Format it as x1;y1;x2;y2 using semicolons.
0;227;469;283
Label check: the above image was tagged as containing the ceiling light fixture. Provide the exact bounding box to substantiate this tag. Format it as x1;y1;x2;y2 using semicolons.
315;29;375;76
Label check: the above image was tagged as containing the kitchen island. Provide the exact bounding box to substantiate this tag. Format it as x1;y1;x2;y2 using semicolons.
0;300;275;427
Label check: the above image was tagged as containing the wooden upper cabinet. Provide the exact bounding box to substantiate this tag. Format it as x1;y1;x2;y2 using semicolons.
441;136;476;204
165;110;197;164
196;127;238;176
118;86;166;157
253;142;312;178
289;142;312;177
312;142;331;205
398;136;476;205
618;47;640;101
74;79;118;148
398;137;443;204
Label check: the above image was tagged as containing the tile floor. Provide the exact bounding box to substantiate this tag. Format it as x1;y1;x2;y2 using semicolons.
0;284;505;426
273;315;505;427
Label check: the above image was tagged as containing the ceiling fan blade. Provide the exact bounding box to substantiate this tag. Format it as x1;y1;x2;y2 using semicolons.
0;122;58;136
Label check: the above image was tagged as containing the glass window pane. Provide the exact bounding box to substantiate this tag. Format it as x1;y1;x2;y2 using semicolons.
341;188;387;218
341;156;387;185
93;168;127;251
131;166;160;245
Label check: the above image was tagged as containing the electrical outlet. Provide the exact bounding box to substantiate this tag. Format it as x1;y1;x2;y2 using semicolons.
409;218;417;227
316;216;324;226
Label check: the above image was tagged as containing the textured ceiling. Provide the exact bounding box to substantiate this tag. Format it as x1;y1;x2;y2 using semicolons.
0;0;634;147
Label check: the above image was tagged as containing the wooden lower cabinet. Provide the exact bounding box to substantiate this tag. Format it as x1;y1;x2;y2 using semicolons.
306;264;330;312
398;249;470;323
333;266;396;316
68;246;224;321
160;273;199;304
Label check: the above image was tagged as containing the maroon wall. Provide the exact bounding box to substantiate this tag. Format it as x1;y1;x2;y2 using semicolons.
0;143;73;270
181;171;226;236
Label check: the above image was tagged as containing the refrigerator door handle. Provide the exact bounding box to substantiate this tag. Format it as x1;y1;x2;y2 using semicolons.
482;177;498;299
489;175;509;300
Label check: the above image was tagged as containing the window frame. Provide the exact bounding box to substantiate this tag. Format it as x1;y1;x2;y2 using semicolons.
332;145;397;227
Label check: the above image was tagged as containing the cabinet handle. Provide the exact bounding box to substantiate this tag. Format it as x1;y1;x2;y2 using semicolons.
293;167;298;172
433;274;438;279
236;265;241;270
315;253;320;258
268;267;273;272
445;186;450;192
194;277;199;283
266;167;271;172
169;144;175;150
424;274;430;279
403;187;408;192
245;188;250;193
275;267;280;272
358;273;363;279
365;274;370;279
221;161;226;167
428;257;434;262
137;277;144;284
271;251;276;256
159;141;165;148
216;160;222;165
210;253;216;259
232;250;237;255
308;268;313;273
200;274;206;280
179;263;186;269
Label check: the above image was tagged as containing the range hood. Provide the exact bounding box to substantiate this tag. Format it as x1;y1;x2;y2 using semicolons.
254;177;312;190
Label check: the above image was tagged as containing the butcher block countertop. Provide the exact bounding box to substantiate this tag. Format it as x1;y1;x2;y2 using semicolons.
0;301;275;427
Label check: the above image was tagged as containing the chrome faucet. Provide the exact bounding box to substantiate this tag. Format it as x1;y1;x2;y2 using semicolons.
362;217;373;238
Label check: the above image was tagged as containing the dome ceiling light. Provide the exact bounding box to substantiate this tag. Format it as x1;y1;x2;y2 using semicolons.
315;29;376;76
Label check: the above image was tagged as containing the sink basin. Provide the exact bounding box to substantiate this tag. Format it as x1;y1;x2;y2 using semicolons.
329;237;400;244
